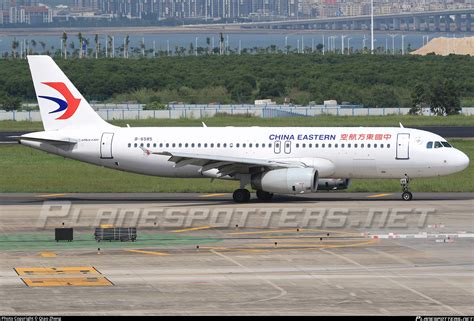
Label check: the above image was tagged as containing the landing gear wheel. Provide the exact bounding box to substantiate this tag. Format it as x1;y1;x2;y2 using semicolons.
233;189;251;203
401;191;413;201
256;190;274;201
400;174;413;201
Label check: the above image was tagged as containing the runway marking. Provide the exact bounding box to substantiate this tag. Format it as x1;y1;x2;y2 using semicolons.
320;248;464;316
199;193;227;198
15;266;100;276
211;249;288;304
247;239;378;249
21;277;113;287
171;226;213;233
36;193;66;198
39;252;57;257
367;193;393;198
126;249;169;256
228;228;362;237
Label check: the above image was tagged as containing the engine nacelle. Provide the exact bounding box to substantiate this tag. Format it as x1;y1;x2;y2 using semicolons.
251;168;318;194
317;178;351;190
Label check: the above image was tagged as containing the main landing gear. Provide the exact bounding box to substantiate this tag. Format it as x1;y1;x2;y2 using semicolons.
233;188;251;203
400;174;413;201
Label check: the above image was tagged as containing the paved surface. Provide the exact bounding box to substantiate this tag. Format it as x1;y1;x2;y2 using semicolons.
0;192;473;315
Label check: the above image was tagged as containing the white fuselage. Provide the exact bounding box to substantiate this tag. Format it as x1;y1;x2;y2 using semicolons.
21;126;469;180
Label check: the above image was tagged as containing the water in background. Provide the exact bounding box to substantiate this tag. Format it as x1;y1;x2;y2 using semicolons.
0;31;473;55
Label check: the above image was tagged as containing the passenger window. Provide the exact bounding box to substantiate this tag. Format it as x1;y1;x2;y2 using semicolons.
256;143;259;148
217;143;220;148
302;143;306;148
315;143;319;148
185;143;188;148
322;143;325;148
335;143;338;148
172;143;175;148
380;144;384;148
210;143;214;148
361;144;364;148
128;143;131;148
191;143;195;148
367;143;370;148
374;143;377;148
328;144;331;148
249;143;252;148
153;143;156;148
134;143;137;147
341;143;344;148
296;143;299;148
198;143;201;148
204;143;207;148
243;143;246;148
435;141;442;148
387;144;390;148
309;143;312;148
354;143;357;148
140;143;144;147
348;143;351;148
268;143;272;148
262;143;265;148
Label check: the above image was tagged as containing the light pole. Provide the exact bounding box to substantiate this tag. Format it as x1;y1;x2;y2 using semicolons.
195;37;198;56
363;34;367;52
341;35;346;54
389;34;397;54
153;40;156;58
401;34;406;55
371;0;374;54
301;35;304;53
322;34;325;55
347;37;352;55
285;35;288;54
111;36;114;58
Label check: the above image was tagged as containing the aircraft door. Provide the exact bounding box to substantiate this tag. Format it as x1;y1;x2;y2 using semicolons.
284;140;291;154
100;132;114;159
274;141;281;154
396;133;410;160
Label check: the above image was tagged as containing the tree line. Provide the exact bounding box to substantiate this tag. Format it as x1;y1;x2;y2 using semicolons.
0;54;472;113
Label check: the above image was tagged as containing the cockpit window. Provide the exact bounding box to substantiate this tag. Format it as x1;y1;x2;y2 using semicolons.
441;141;452;148
434;141;443;149
426;142;433;149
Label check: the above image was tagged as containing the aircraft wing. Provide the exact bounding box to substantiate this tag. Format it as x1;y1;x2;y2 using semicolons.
153;151;306;177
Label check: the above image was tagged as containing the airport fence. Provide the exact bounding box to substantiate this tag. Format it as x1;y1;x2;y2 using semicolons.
1;106;474;121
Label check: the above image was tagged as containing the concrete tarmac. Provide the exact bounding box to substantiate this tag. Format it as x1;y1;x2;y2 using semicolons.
0;192;473;315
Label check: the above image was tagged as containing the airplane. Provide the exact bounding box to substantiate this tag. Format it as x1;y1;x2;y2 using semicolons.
13;55;470;203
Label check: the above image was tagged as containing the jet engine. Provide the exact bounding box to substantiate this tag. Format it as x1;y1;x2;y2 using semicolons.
251;168;318;194
317;178;351;190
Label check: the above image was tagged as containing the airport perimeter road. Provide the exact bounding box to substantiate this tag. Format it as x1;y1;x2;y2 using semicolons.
0;192;473;315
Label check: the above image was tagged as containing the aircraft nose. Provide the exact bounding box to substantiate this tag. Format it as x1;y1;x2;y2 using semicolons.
454;149;469;171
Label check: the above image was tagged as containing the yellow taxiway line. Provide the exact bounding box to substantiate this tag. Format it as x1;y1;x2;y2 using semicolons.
126;249;169;256
36;193;67;198
199;193;227;198
15;266;100;276
171;226;213;233
22;277;113;287
367;193;393;198
39;252;57;258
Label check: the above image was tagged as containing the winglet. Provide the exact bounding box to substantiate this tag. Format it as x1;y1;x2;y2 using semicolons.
202;122;207;128
399;122;404;128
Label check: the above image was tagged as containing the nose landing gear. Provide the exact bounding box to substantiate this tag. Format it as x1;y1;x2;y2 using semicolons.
400;175;413;201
